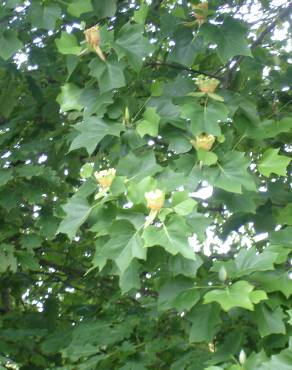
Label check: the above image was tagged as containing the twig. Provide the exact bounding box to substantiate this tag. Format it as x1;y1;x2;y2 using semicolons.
146;62;221;79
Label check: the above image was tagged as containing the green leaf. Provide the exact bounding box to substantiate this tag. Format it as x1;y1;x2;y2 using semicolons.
240;117;292;140
204;281;266;311
137;107;160;137
252;270;292;299
0;30;23;60
127;176;157;205
158;277;200;312
143;214;195;260
168;254;203;278
244;351;268;370
117;151;162;182
80;163;94;178
29;1;61;30
197;149;218;166
208;93;224;102
57;196;92;240
276;203;292;225
269;227;292;246
254;303;286;337
56;83;83;112
171;191;197;216
0;244;17;273
69;117;124;155
67;0;93;17
92;0;117;18
101;221;146;274
287;309;292;325
166;129;192;154
133;4;149;25
215;190;257;214
205;151;256;194
119;260;141;293
258;344;292;370
89;58;126;93
0;169;13;187
234;247;277;276
167;29;203;67
181;101;228;136
79;89;113;118
114;22;153;72
258;148;291;177
55;32;82;55
201;17;252;63
189;304;221;342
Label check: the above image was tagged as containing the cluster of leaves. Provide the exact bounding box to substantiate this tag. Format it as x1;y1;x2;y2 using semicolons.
0;0;291;369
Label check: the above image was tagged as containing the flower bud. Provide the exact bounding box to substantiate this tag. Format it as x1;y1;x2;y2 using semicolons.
145;189;165;211
196;75;220;94
192;134;215;151
218;266;227;282
123;107;130;125
94;168;116;188
239;349;246;365
84;26;106;61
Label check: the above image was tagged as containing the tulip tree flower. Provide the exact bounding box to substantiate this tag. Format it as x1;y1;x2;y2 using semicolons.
94;168;116;188
191;134;216;151
144;189;165;228
84;25;105;61
192;2;209;25
196;75;220;94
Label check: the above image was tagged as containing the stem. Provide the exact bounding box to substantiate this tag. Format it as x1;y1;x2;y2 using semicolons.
132;96;151;122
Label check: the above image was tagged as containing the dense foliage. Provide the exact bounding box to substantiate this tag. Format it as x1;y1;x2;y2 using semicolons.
0;0;292;369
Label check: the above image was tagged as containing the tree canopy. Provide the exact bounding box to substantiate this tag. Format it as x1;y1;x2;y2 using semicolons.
0;0;292;369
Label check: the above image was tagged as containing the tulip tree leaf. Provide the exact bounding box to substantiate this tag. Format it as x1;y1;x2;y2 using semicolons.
258;148;291;177
100;221;146;274
201;17;252;63
58;197;92;240
89;58;126;93
114;22;153;72
157;277;200;312
205;151;256;194
234;247;278;276
181;101;228;136
137;107;160;137
55;32;82;55
142;214;196;260
67;0;93;17
0;30;23;60
204;281;266;311
56;83;83;112
254;303;286;337
29;1;61;30
69;117;124;155
189;304;221;343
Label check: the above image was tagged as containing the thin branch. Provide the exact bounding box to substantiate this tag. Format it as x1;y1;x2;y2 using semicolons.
145;62;221;79
39;259;85;277
217;2;292;84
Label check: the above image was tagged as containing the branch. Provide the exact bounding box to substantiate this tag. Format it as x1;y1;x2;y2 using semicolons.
146;62;221;79
39;259;85;277
218;2;292;84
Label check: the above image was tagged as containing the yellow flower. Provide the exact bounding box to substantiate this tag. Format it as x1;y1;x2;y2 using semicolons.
192;2;208;25
196;75;220;94
145;189;165;211
84;25;106;61
94;168;116;188
192;134;216;151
